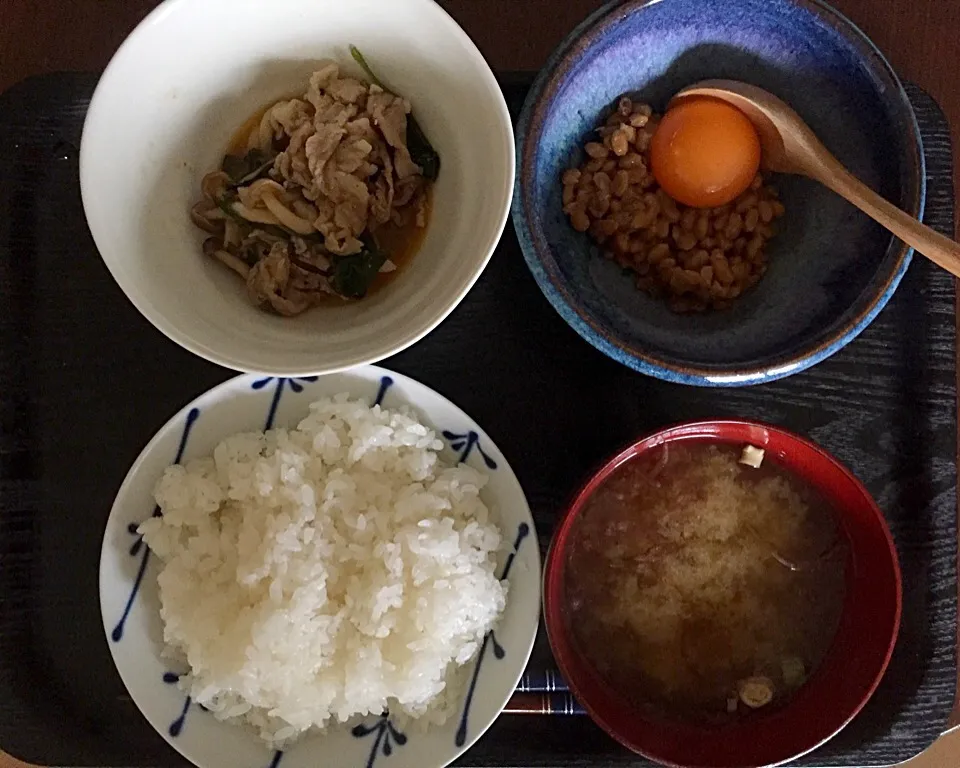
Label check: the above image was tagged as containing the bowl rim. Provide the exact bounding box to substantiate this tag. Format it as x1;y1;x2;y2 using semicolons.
513;0;925;387
542;418;903;768
79;0;515;378
98;365;543;768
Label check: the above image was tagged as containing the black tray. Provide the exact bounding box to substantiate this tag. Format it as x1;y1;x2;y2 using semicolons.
0;73;956;768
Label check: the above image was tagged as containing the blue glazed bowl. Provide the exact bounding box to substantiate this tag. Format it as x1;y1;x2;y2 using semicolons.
514;0;924;386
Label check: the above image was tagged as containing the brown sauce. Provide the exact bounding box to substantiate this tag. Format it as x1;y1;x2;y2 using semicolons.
565;443;847;724
226;100;276;156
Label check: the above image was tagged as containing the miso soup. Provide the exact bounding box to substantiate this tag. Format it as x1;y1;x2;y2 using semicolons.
565;442;848;724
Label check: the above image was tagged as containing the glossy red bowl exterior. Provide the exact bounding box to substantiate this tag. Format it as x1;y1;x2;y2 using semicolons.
543;420;902;768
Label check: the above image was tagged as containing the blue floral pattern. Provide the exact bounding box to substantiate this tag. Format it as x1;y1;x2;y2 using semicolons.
163;671;288;767
455;522;530;746
111;407;200;642
442;430;498;469
373;375;394;406
162;672;197;737
251;377;320;430
352;713;408;768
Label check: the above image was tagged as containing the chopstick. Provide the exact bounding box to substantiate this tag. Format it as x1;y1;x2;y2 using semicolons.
508;670;584;714
516;669;570;693
505;691;586;715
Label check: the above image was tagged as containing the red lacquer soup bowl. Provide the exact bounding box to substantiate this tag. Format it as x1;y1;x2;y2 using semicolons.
543;420;902;768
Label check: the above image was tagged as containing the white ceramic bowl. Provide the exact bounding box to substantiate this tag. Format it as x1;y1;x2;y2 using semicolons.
80;0;514;375
99;366;540;768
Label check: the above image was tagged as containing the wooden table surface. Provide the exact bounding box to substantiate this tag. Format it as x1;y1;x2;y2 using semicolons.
0;0;958;766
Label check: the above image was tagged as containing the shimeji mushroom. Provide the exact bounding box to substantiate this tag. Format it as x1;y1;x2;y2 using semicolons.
238;179;316;235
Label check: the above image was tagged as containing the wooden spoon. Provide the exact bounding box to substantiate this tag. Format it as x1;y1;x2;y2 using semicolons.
671;80;960;277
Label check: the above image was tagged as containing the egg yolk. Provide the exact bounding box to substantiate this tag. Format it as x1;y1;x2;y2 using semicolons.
650;98;761;208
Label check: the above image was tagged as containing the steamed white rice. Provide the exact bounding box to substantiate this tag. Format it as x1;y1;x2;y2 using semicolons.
139;394;506;745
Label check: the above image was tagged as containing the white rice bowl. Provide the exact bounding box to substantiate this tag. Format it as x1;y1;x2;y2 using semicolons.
100;368;540;768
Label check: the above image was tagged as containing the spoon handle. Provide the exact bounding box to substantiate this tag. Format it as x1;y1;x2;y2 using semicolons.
821;166;960;278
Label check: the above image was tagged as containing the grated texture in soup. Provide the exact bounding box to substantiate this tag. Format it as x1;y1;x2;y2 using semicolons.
566;443;847;723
